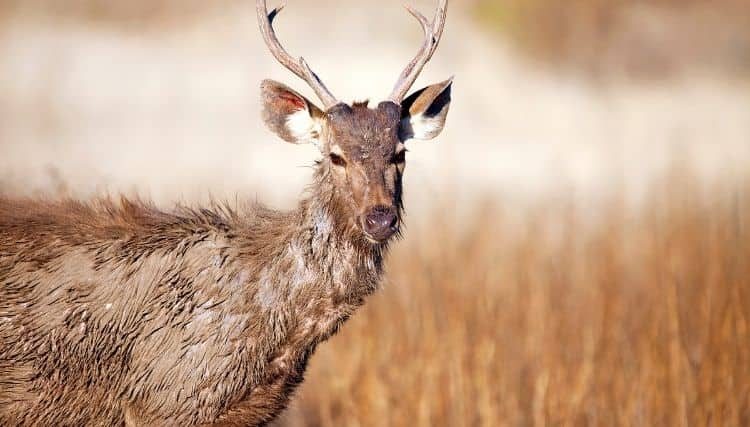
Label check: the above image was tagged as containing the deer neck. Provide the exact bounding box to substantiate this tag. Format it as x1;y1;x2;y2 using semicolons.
247;166;386;344
296;166;386;301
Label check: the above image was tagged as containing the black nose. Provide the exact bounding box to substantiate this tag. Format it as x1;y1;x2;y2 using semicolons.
363;205;398;241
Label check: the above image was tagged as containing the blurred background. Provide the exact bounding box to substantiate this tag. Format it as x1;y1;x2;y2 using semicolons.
1;0;749;425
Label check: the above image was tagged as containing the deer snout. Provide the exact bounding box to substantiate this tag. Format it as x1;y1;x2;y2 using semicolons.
362;205;398;242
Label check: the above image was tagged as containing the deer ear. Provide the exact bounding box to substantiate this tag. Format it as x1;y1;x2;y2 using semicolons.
261;80;324;145
399;78;452;141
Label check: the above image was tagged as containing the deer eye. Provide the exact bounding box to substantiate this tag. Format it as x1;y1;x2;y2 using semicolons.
329;153;347;167
391;150;406;164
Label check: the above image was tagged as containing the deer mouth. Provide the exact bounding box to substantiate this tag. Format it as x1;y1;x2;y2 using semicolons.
361;223;399;244
363;232;396;245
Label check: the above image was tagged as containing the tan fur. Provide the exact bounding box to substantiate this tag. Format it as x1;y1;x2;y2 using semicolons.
0;165;385;425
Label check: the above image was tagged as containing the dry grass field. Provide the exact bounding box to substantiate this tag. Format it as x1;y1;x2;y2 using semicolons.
277;172;750;426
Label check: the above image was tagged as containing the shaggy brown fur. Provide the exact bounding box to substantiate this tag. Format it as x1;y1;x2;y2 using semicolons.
0;164;385;425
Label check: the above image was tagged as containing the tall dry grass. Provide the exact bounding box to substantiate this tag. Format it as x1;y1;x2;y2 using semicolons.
278;173;750;426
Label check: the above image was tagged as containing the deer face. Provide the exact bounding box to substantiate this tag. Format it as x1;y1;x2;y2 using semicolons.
256;0;450;243
261;80;452;243
324;102;403;243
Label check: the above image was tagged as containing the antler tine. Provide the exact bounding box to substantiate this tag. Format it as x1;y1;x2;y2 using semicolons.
388;0;448;104
256;0;340;108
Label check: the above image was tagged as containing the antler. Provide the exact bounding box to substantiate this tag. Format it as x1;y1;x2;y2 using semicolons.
256;0;340;109
388;0;448;104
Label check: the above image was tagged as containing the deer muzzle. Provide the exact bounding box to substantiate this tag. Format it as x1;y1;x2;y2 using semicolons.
362;205;398;242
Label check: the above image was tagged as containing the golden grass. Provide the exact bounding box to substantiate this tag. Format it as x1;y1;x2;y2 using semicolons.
280;174;750;426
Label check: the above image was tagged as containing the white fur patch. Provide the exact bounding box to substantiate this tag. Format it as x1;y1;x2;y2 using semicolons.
313;209;333;236
229;270;248;291
286;110;321;144
329;144;344;156
256;269;278;309
220;313;246;335
210;254;222;268
403;114;444;140
289;241;315;287
193;308;214;325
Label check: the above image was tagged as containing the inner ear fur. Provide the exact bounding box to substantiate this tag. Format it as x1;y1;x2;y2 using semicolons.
261;79;324;144
400;78;453;141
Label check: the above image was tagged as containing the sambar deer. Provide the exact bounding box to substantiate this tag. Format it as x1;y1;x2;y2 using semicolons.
0;0;451;424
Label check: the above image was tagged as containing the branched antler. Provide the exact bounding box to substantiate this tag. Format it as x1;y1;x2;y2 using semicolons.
388;0;448;104
257;0;340;108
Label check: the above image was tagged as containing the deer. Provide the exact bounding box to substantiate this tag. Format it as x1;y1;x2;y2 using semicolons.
0;0;451;425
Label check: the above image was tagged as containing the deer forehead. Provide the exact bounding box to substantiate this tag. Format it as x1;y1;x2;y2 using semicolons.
333;138;398;163
326;103;401;156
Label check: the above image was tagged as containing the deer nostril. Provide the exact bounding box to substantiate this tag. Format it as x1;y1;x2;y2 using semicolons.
366;216;380;228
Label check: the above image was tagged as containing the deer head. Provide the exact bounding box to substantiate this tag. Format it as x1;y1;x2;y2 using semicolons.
257;0;451;244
